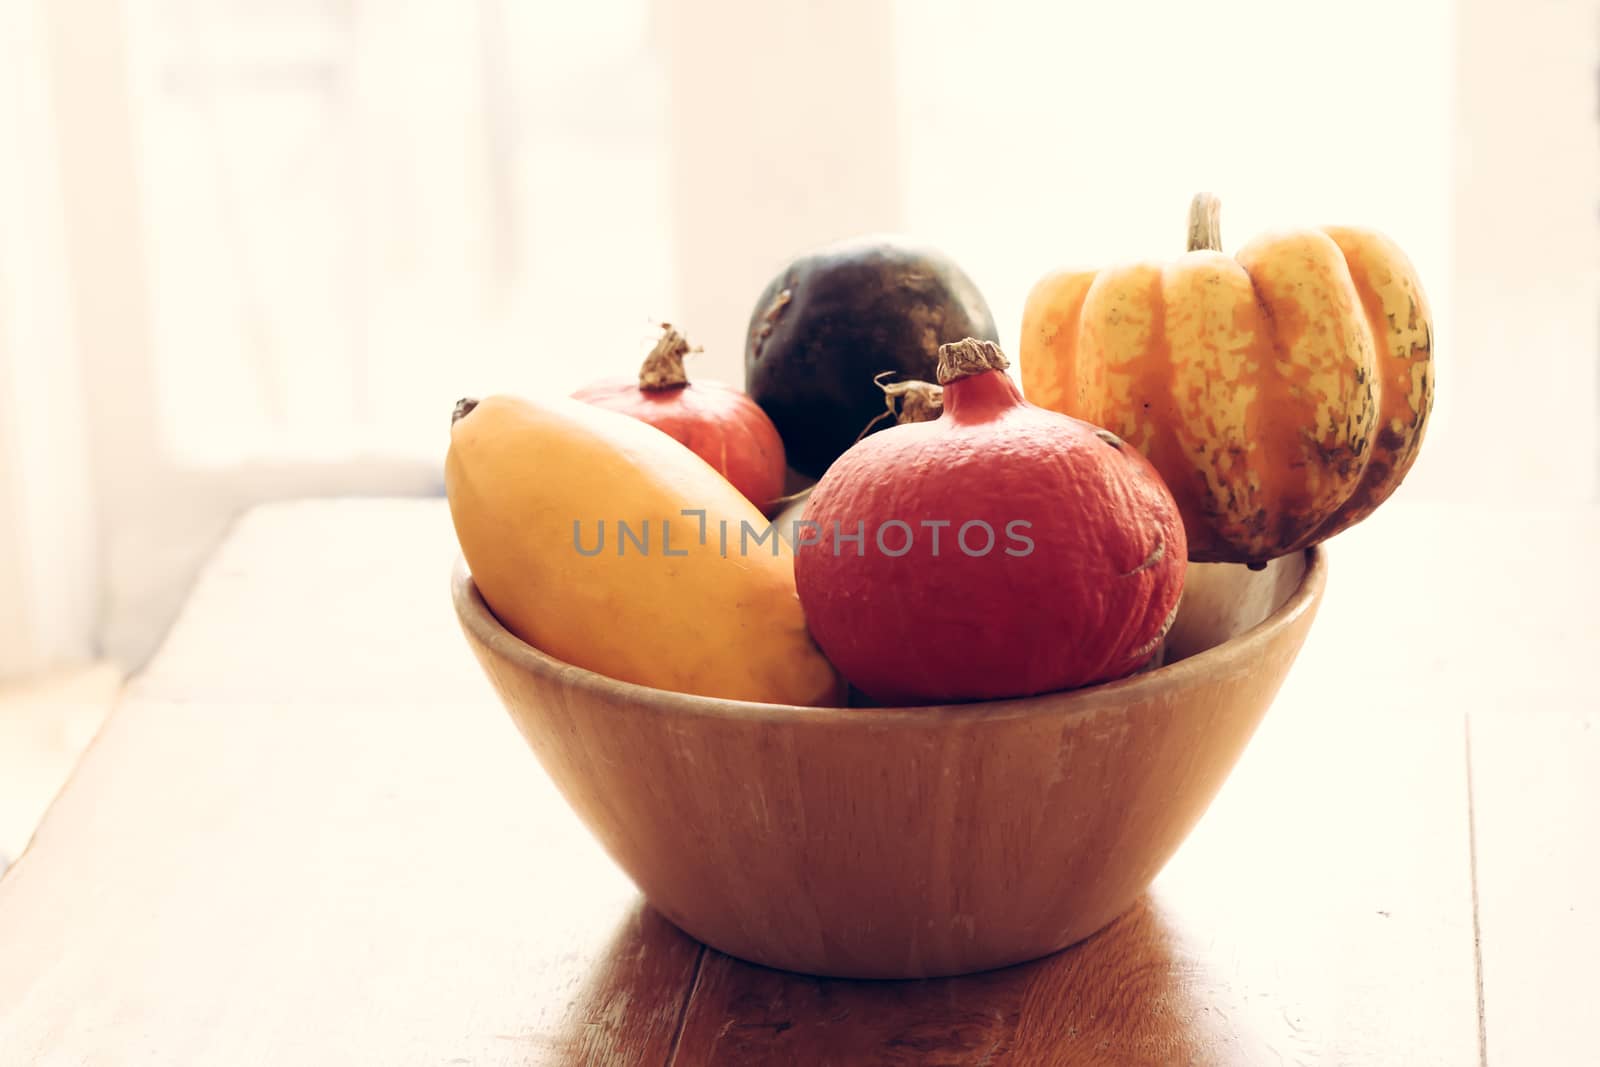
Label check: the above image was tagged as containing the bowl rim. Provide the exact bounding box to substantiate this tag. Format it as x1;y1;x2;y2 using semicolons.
453;546;1324;727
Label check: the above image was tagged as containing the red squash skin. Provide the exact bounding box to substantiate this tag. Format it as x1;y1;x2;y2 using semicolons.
573;330;787;512
794;343;1186;706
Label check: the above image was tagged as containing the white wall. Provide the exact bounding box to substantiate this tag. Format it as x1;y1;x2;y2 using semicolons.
660;0;904;379
0;358;31;679
0;0;101;680
1450;0;1598;504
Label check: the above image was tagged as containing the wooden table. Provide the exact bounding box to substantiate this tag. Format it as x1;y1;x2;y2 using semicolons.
1;499;1595;1065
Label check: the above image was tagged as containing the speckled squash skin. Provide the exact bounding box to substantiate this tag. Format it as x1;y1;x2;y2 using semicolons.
574;328;787;512
745;236;998;480
794;340;1186;706
1019;194;1433;565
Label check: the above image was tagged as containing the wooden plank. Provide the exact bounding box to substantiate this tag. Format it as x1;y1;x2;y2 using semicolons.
0;500;702;1064
672;699;1482;1065
1263;502;1599;721
0;694;703;1065
1470;711;1600;1067
126;499;474;704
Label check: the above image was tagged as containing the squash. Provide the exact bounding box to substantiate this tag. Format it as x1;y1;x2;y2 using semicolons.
1020;193;1433;564
573;325;788;513
795;339;1186;705
446;395;843;706
745;236;998;479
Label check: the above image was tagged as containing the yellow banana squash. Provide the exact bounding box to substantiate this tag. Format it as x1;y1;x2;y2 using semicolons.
447;395;843;705
1020;193;1433;564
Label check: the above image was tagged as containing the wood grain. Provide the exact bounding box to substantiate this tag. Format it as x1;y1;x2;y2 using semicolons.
1470;711;1600;1067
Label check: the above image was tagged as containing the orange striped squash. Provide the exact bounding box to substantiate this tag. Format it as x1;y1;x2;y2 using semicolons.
1020;193;1434;565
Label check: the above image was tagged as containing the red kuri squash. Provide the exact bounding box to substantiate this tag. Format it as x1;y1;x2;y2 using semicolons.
794;338;1187;706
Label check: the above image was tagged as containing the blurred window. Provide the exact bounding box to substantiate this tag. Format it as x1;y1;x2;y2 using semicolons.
128;0;673;465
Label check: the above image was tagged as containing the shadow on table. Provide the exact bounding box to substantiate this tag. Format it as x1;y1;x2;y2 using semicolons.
541;900;704;1064
554;893;1291;1065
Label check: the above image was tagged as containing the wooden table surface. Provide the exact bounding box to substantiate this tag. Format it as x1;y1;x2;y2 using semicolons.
1;498;1595;1066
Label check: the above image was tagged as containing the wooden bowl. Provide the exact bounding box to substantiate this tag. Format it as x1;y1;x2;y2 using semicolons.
453;549;1325;979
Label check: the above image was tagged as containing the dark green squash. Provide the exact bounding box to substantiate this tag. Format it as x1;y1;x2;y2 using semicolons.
743;236;997;479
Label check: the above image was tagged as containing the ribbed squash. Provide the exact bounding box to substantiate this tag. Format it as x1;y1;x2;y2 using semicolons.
1020;193;1433;565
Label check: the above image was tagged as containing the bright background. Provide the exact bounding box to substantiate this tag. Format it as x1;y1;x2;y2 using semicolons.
1;0;1596;678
